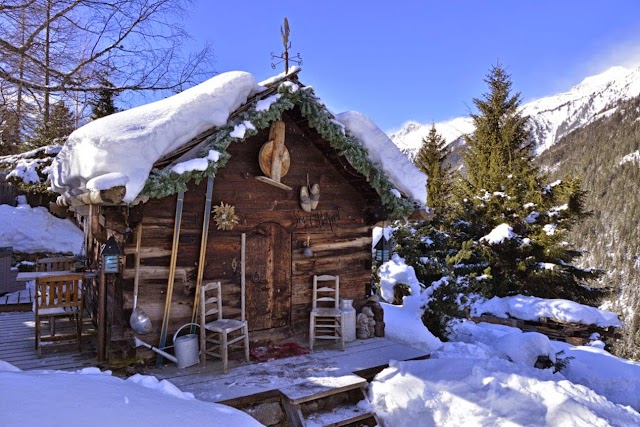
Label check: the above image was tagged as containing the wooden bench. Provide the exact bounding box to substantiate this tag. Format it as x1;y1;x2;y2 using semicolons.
36;256;77;272
35;273;84;357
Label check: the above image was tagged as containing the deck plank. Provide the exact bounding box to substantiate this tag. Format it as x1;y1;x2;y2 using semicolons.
0;311;96;371
145;337;429;404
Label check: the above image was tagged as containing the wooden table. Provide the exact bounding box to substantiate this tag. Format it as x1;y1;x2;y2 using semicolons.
16;270;97;283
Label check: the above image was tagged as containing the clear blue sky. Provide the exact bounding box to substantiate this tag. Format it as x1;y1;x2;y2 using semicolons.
184;0;640;132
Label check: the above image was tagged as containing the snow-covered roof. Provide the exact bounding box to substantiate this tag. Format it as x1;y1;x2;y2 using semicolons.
49;68;426;218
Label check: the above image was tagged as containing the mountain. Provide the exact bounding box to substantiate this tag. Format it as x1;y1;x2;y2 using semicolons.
390;65;640;158
537;92;640;360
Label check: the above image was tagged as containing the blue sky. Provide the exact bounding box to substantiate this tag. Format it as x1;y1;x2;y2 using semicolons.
185;1;640;132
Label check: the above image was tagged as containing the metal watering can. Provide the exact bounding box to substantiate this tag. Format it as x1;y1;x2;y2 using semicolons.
134;323;200;369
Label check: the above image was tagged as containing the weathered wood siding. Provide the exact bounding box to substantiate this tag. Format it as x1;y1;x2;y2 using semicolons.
113;110;383;355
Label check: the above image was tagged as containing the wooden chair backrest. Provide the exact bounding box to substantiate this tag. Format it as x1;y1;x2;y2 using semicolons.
35;273;84;313
200;281;223;322
36;257;76;272
312;274;340;310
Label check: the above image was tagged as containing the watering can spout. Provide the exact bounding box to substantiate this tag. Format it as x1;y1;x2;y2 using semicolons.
134;337;177;364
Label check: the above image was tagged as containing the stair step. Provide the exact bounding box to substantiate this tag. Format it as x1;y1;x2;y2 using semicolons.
305;404;376;427
281;374;367;405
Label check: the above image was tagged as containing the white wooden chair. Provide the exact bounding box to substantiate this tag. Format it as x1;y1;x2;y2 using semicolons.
199;281;250;373
309;274;345;351
35;273;84;357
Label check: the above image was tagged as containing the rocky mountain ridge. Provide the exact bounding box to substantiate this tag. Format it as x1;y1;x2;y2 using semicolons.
390;65;640;158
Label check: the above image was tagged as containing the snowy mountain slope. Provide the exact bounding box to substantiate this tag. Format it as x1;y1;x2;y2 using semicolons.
390;65;640;157
390;116;474;157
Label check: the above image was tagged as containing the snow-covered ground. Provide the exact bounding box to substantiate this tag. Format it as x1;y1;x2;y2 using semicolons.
0;362;261;427
377;252;640;425
2;202;640;426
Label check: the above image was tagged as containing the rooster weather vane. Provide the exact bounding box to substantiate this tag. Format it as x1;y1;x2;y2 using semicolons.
271;17;302;73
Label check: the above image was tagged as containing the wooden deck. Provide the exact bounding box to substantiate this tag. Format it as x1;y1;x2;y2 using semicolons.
0;311;97;371
0;288;33;312
145;337;429;405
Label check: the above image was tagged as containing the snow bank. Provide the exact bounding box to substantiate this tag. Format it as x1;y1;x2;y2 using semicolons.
382;301;442;353
0;201;83;254
0;363;262;427
471;295;622;327
551;341;640;411
377;253;422;302
368;358;640;427
336;111;428;206
51;71;259;204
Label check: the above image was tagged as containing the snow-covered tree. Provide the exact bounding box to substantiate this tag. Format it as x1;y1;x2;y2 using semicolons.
392;65;606;338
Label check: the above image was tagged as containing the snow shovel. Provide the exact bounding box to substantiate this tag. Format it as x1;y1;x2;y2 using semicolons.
130;224;152;334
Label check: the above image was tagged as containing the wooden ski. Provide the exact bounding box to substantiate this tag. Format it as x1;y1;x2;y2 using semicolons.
190;176;215;331
156;190;184;367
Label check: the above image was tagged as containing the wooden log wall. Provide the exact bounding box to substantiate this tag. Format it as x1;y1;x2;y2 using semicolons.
106;109;385;358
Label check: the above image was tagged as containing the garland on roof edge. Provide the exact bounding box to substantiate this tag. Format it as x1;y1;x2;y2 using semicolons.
141;85;415;218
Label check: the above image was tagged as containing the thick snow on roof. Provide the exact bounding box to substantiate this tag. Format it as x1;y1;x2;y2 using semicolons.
49;68;426;211
471;295;622;327
335;111;428;207
50;72;259;203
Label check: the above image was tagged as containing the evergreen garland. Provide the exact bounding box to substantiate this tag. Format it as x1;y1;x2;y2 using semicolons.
141;82;416;218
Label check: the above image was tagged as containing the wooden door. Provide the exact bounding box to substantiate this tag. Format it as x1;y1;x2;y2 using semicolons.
246;223;291;331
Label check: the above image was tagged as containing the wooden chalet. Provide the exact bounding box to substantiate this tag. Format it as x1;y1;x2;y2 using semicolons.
55;69;426;364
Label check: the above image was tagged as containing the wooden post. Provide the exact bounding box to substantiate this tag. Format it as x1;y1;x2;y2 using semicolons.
241;233;246;322
270;121;286;183
190;176;215;330
156;191;184;367
97;268;106;362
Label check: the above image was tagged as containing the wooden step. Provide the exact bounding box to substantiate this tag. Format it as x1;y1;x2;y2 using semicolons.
305;404;376;427
280;374;379;427
281;374;366;405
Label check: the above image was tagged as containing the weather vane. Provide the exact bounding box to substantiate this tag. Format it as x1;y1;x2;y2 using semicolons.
271;17;302;73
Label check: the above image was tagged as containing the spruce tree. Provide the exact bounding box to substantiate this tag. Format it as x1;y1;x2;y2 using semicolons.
89;78;119;120
415;124;451;215
463;65;536;198
0;108;21;155
387;65;606;340
452;65;604;304
26;100;75;149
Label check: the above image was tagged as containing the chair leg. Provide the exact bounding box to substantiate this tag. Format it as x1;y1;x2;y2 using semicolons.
221;332;229;373
309;315;315;351
35;314;40;356
76;313;82;353
243;325;250;363
35;314;39;350
200;329;206;365
339;318;345;351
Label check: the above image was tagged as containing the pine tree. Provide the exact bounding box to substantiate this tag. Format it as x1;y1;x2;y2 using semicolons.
26;100;75;149
89;78;119;120
0;107;21;155
390;64;605;343
415;125;451;215
463;64;536;198
451;65;604;304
